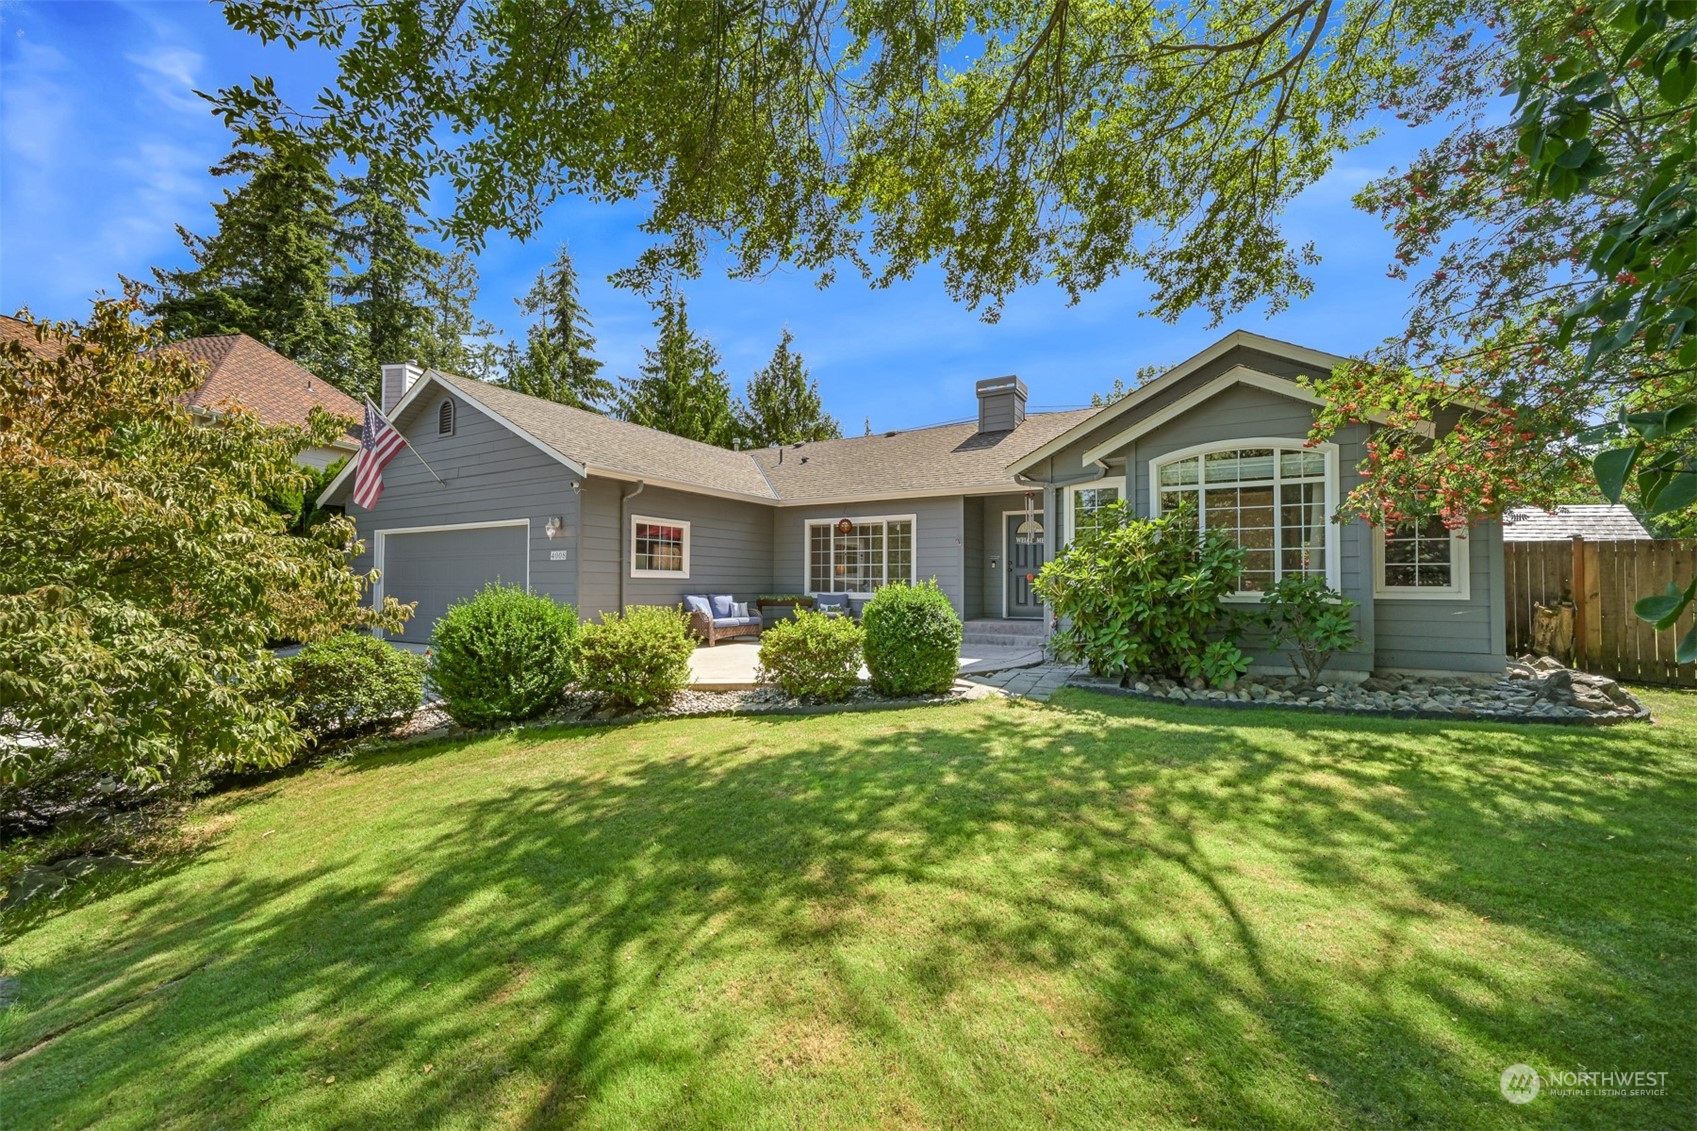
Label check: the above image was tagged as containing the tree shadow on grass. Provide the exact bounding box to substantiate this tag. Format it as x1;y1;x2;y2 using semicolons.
2;695;1692;1129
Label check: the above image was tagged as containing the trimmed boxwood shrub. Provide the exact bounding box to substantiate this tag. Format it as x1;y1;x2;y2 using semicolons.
576;605;695;712
287;632;426;740
757;608;864;701
861;580;962;697
429;584;579;728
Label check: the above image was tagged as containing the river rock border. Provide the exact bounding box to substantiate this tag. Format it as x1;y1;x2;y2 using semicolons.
1068;656;1649;725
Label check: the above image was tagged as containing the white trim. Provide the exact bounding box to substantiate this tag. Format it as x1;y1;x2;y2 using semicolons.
1372;522;1472;601
1082;367;1323;466
372;518;531;640
318;371;589;508
803;513;918;596
1000;508;1047;619
1061;476;1126;545
1008;331;1350;475
629;514;692;578
1148;438;1341;598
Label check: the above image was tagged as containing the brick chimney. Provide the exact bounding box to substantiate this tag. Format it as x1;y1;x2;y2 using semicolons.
380;362;423;413
976;375;1027;433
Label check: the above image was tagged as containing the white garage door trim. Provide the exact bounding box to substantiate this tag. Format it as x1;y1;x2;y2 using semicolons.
373;518;532;639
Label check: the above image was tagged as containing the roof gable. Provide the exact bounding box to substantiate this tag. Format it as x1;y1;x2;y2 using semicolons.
1007;330;1349;475
163;334;362;441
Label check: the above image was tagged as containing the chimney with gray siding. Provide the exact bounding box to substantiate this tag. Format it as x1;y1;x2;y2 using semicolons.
381;362;423;412
976;375;1027;433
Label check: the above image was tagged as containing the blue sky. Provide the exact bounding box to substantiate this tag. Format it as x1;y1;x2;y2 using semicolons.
2;0;1442;430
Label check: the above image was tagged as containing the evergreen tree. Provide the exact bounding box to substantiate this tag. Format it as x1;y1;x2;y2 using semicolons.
615;287;736;446
507;245;613;409
149;125;362;391
335;164;494;388
735;330;840;448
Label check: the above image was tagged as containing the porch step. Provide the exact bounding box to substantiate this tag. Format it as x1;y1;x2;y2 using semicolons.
960;619;1048;647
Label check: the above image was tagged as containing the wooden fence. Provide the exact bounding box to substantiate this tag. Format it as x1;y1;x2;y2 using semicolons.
1504;538;1697;687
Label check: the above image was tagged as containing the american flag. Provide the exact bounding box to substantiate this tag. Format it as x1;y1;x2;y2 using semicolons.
352;398;407;510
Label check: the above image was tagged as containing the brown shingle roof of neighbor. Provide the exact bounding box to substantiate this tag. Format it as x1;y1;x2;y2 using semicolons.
432;371;779;499
434;370;1100;503
1502;504;1653;541
161;334;362;441
0;313;72;359
748;409;1101;502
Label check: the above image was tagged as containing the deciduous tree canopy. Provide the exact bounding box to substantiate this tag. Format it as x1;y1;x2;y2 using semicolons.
0;298;408;790
216;0;1472;320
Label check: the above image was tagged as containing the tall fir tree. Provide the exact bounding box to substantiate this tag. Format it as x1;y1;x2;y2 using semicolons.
335;164;494;390
506;246;613;409
149;125;362;392
615;287;736;446
735;330;840;448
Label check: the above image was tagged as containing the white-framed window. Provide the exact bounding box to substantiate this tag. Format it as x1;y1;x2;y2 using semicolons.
1374;517;1470;599
1065;477;1126;543
630;515;690;578
806;515;915;594
1150;440;1339;598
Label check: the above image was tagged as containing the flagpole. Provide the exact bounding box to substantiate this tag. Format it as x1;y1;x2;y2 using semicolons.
404;441;450;488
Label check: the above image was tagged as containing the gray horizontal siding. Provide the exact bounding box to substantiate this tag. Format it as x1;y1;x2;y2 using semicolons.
577;479;774;621
1374;520;1506;674
773;497;966;614
332;386;583;626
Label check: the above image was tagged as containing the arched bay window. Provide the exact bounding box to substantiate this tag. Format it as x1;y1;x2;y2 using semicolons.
1150;440;1339;597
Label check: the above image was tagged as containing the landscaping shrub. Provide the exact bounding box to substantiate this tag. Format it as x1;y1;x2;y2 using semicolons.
429;584;579;728
861;581;962;697
287;632;427;740
757;609;864;701
1258;575;1360;683
1033;500;1249;686
576;605;695;712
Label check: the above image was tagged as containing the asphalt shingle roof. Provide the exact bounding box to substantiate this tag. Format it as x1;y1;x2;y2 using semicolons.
0;313;71;359
163;334;362;440
437;371;1099;503
1502;505;1653;541
433;371;778;499
749;410;1100;502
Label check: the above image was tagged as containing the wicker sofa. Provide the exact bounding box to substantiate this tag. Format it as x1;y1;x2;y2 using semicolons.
683;594;763;646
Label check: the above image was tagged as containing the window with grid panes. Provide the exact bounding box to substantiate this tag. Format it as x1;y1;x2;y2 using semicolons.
1154;446;1331;595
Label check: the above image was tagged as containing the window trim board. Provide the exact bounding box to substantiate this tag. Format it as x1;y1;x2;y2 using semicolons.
629;513;692;579
1147;438;1342;599
803;513;918;595
1371;521;1472;601
1062;476;1126;545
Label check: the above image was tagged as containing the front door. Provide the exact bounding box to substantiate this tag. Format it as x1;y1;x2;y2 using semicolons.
1005;512;1046;618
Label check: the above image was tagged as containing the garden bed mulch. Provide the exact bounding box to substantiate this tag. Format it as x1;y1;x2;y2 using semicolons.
1067;655;1651;726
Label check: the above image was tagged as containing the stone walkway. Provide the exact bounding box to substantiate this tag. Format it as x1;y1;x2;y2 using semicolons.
959;662;1081;702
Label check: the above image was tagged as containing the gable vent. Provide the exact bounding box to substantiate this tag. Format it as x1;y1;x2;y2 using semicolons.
438;399;455;435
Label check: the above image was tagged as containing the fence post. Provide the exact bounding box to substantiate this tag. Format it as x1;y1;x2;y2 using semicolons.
1571;534;1586;669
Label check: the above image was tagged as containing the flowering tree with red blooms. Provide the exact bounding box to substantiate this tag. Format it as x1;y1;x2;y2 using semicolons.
1310;0;1697;657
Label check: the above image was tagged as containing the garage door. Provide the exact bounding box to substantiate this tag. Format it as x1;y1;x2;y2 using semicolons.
381;523;529;642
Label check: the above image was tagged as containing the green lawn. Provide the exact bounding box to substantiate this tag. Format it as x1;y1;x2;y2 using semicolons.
2;690;1694;1130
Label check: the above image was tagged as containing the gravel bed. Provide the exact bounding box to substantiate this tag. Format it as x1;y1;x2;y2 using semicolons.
1070;655;1650;725
388;683;978;742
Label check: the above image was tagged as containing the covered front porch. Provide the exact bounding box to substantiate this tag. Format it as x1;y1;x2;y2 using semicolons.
686;617;1047;690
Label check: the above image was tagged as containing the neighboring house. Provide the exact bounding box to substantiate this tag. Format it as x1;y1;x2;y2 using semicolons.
319;331;1511;676
161;334;362;469
1502;504;1652;542
0;315;361;469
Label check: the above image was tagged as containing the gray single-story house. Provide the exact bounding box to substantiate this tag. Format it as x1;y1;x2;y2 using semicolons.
318;330;1507;677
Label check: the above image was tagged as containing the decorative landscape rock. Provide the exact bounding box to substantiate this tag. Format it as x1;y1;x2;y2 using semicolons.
1072;656;1648;724
4;854;144;908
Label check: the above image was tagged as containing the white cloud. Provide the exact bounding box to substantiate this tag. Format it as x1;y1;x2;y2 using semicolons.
127;44;207;113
